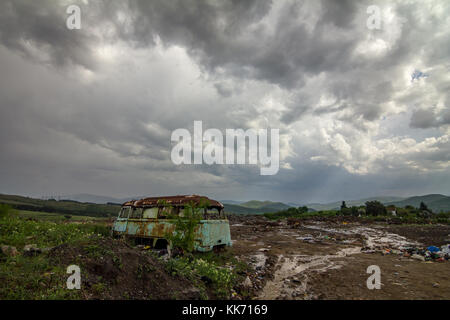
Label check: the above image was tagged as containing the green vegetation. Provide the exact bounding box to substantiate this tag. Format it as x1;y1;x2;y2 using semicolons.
15;209;107;222
165;249;249;299
263;200;450;224
386;194;450;213
164;200;205;253
0;194;120;218
0;203;12;218
264;206;309;219
0;212;110;299
0;215;109;250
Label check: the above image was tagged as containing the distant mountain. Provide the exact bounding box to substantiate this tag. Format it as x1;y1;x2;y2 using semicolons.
224;204;265;215
224;200;291;215
240;200;291;210
386;194;450;213
306;196;406;211
287;202;303;207
221;200;245;205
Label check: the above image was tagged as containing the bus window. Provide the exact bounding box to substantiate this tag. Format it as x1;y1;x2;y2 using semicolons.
158;206;179;218
205;208;220;219
129;208;143;219
119;207;130;218
143;207;158;218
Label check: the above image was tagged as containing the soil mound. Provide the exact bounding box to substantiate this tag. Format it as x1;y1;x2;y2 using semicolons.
48;237;202;299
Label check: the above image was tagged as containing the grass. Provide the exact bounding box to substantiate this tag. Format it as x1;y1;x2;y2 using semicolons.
0;214;110;249
0;207;111;300
165;255;234;299
16;209;108;222
164;249;251;299
0;193;121;218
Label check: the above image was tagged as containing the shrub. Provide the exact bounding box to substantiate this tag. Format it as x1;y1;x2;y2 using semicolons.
365;201;387;216
0;204;12;218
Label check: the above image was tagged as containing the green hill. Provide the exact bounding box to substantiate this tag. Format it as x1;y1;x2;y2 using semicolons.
223;200;292;215
386;194;450;213
0;194;120;218
240;200;291;210
224;201;291;215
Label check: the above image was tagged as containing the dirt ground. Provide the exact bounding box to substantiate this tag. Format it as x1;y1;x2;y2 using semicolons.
48;237;203;300
228;215;450;300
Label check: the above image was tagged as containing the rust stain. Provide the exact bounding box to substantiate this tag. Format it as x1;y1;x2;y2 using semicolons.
122;194;224;209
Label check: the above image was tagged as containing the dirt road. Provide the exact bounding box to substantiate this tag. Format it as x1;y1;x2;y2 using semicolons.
229;216;450;300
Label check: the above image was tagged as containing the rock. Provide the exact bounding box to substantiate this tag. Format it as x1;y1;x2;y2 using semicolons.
411;254;425;262
243;276;252;288
1;245;19;257
23;244;42;257
432;283;440;288
181;287;202;299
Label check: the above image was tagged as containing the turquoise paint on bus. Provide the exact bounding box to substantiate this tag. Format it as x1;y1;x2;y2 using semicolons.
112;195;232;252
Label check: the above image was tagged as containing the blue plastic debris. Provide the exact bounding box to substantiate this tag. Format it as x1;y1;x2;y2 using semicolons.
427;246;440;253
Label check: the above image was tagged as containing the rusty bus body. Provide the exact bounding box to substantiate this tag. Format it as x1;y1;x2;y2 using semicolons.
112;195;232;252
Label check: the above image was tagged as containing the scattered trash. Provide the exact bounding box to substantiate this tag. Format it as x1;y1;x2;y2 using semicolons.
368;243;450;262
411;254;425;262
441;244;450;255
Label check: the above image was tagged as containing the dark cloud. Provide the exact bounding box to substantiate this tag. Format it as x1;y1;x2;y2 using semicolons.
0;0;449;201
0;0;99;70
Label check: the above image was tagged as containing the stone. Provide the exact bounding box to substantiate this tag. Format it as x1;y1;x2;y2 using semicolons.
1;245;19;257
243;276;252;288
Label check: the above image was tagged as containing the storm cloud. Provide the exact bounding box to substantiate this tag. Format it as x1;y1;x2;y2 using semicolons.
0;0;449;203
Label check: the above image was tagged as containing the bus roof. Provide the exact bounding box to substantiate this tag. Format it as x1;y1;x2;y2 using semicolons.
121;195;224;209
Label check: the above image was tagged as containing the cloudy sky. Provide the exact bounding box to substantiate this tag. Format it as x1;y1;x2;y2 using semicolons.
0;0;449;203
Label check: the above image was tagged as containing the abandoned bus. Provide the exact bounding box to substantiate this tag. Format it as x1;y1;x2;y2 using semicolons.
112;195;232;252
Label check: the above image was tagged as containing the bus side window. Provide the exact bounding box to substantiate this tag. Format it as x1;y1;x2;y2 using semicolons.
205;208;220;219
158;206;179;218
129;208;143;219
158;207;168;218
143;208;158;218
119;207;130;218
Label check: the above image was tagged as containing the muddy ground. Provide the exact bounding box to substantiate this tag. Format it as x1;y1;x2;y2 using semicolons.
228;215;450;300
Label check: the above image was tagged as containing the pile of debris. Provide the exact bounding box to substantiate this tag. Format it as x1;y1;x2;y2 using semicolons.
402;244;450;262
370;244;450;262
